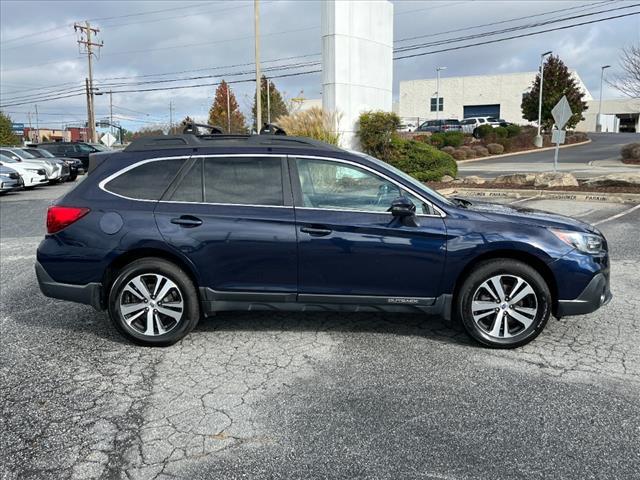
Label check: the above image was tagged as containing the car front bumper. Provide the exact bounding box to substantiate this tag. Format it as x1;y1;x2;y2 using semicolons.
556;271;612;317
35;261;103;310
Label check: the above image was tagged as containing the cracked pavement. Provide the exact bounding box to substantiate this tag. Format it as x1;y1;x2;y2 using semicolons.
1;184;639;479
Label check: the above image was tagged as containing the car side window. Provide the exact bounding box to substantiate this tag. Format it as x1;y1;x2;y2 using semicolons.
295;158;431;214
203;156;284;206
104;159;184;200
168;159;204;203
0;150;20;161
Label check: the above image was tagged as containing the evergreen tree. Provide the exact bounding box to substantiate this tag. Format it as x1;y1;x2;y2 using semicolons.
0;111;19;145
251;76;288;131
521;55;588;131
208;81;247;133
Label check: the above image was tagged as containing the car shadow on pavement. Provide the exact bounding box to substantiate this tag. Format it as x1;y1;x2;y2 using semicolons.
194;311;474;348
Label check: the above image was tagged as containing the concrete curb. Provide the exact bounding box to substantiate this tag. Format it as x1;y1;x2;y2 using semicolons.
457;139;592;164
437;187;640;205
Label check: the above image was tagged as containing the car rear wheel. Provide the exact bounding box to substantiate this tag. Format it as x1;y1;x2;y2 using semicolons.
108;258;200;346
457;259;551;348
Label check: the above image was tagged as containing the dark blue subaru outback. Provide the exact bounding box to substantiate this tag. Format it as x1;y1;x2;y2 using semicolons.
36;128;611;348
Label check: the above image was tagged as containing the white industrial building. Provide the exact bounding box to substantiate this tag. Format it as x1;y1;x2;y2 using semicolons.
398;71;639;133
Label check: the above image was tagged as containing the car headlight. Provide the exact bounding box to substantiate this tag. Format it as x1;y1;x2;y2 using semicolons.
550;229;603;254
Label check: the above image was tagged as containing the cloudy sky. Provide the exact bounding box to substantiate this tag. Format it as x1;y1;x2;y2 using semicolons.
1;0;638;133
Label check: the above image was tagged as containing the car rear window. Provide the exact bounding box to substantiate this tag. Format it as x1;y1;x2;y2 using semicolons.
104;159;184;200
444;119;460;125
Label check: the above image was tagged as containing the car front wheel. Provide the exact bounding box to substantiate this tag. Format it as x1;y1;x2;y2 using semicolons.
108;258;200;346
457;259;551;348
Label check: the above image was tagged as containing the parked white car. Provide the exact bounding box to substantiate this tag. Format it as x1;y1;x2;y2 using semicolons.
0;153;48;189
0;147;62;181
460;117;493;134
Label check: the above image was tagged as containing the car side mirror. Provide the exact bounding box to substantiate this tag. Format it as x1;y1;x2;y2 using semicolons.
388;196;419;227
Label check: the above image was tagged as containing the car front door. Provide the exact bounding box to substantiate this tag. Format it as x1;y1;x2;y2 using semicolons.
154;155;298;303
291;156;447;301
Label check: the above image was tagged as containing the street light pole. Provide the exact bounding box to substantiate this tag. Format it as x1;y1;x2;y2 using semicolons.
435;66;446;121
534;50;552;148
597;65;611;132
254;0;262;133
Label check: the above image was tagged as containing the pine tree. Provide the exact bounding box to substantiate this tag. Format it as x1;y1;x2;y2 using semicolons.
208;81;247;133
0;111;19;145
251;76;289;131
521;55;588;131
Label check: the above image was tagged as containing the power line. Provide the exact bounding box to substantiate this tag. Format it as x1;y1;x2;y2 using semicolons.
393;10;640;61
394;0;614;43
394;3;639;53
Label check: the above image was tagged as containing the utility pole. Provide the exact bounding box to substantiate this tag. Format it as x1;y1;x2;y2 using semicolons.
254;0;262;133
169;100;174;134
435;66;446;121
266;77;271;124
75;21;103;143
109;90;113;138
85;78;93;141
597;65;611;132
35;104;40;143
535;50;552;148
226;84;231;133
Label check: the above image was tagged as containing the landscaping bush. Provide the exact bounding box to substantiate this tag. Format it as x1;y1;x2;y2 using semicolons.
492;126;508;138
621;143;640;161
357;111;457;181
451;149;468;160
387;137;458;181
429;131;464;148
472;145;489;157
474;124;494;139
276;107;341;145
357;110;401;160
505;124;521;137
441;146;456;155
486;143;505;155
465;148;477;158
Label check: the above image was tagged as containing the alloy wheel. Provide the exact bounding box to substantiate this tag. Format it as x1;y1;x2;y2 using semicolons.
471;274;538;339
118;273;184;336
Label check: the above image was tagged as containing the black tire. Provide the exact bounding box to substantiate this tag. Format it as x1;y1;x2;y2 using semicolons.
457;259;551;348
108;257;200;346
68;173;78;182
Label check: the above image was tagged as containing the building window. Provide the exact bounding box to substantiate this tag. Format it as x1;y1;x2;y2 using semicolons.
430;97;444;112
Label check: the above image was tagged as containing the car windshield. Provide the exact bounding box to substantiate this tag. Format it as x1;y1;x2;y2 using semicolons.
15;149;37;159
0;154;18;163
349;151;454;207
30;149;55;158
89;143;109;152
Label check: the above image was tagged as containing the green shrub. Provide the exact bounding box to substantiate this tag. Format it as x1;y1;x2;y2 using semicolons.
412;134;430;143
505;124;521;137
387;137;458;181
475;124;494;138
429;131;464;148
357;110;401;160
486;143;504;155
493;126;508;138
621;143;640;160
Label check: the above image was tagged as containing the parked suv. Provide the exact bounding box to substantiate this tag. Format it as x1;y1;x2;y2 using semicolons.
37;142;109;170
416;119;462;133
36;131;611;348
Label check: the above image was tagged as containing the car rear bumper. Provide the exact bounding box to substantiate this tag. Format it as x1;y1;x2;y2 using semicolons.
35;261;103;310
556;272;612;317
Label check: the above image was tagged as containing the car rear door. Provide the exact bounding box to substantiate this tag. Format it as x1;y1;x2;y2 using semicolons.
154;154;298;302
290;155;447;301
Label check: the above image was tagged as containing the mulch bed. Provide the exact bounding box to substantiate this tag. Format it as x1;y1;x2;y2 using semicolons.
622;158;640;165
427;182;640;194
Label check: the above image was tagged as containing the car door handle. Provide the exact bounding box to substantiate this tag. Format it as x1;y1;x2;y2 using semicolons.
171;215;203;228
300;226;332;236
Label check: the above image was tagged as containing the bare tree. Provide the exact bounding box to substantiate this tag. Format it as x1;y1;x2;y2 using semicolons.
608;44;640;99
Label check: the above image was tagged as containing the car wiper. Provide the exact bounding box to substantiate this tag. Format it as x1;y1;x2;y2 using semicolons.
453;197;472;208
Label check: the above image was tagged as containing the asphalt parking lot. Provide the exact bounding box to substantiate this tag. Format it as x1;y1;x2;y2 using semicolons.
1;182;639;480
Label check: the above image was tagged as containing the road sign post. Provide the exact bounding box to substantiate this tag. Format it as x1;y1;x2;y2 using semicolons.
550;96;572;172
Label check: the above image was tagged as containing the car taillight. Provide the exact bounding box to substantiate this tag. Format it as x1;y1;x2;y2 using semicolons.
46;206;90;234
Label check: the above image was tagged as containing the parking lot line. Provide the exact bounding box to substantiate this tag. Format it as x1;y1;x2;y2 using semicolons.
592;203;640;226
508;195;539;205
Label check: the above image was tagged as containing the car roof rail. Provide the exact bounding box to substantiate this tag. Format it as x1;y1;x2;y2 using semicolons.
182;119;224;135
259;123;287;135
